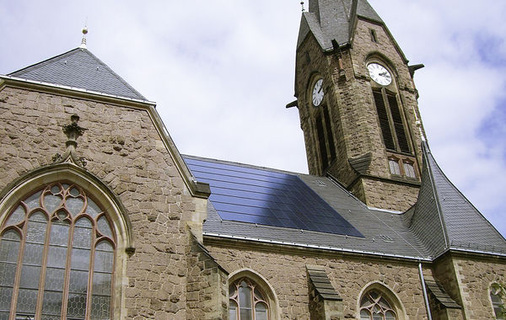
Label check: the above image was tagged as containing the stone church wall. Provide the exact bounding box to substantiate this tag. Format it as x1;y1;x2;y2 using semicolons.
0;85;207;319
452;255;506;319
205;239;429;320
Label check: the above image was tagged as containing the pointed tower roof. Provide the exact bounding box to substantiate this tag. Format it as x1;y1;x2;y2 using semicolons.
408;143;506;258
8;47;147;101
297;0;382;51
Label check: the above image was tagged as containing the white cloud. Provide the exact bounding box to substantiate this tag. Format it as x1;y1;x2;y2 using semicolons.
1;0;504;236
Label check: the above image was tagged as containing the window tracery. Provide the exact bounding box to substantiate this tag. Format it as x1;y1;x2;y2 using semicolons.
0;182;115;320
229;277;270;320
360;289;397;320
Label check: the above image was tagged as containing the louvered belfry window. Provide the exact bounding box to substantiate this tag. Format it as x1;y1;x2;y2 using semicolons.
373;88;410;153
0;182;115;320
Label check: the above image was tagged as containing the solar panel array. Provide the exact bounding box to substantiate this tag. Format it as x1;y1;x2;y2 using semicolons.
184;157;363;237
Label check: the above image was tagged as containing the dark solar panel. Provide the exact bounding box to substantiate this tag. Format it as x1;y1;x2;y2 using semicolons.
184;157;363;237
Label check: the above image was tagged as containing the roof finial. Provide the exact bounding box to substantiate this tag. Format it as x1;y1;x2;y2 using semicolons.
80;26;88;49
300;1;305;12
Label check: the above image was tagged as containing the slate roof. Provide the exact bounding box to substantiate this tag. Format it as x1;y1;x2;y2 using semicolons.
184;146;506;260
298;0;382;51
184;156;364;238
407;143;506;257
185;155;431;260
8;48;147;101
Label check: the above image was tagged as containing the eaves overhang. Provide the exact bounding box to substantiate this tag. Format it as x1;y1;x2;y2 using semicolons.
0;75;156;107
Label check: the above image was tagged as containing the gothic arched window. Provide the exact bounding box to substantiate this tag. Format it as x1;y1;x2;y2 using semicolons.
229;277;270;320
0;182;115;320
360;289;397;320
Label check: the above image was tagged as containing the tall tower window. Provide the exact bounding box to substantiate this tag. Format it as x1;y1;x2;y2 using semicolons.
309;76;337;173
367;62;410;155
0;182;115;319
373;89;410;154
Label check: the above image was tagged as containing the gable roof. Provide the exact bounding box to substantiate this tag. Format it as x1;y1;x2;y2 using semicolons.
297;0;382;51
8;48;147;101
408;143;506;258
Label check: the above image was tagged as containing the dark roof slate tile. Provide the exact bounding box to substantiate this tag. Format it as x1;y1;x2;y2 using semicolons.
184;155;431;260
409;143;506;258
298;0;382;50
8;48;147;101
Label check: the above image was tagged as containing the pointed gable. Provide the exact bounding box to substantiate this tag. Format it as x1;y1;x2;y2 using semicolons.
409;143;506;258
8;48;147;101
297;0;382;51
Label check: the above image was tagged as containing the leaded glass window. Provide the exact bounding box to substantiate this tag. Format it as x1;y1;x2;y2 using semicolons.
0;182;116;320
360;290;397;320
229;278;269;320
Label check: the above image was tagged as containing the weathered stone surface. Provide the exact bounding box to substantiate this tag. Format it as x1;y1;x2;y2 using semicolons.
294;18;423;211
0;86;207;319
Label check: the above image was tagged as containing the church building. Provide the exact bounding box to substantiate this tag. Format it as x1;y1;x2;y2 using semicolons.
0;0;504;319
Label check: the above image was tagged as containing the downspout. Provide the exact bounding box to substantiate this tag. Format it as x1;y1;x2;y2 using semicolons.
418;263;433;320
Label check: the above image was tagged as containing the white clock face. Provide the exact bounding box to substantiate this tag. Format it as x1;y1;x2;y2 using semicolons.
367;63;392;86
312;78;324;107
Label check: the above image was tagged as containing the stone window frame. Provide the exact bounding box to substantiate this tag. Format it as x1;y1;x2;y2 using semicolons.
367;57;412;156
490;283;505;319
387;154;418;180
228;269;279;320
358;282;406;320
0;163;133;319
306;73;337;174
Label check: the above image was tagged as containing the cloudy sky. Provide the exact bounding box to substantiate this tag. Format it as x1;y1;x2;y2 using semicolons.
1;0;505;237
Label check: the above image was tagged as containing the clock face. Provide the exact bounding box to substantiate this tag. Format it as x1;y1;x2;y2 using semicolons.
367;63;392;86
312;78;324;107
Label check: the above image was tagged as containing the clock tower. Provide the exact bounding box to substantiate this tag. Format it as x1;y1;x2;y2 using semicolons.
291;0;425;212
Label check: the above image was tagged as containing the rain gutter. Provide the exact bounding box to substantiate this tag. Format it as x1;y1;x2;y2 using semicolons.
204;232;431;262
